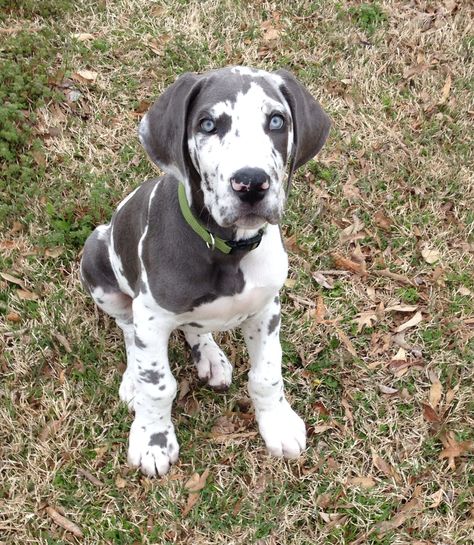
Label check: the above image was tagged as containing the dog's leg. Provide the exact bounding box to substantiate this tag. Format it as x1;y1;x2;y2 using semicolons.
126;298;178;477
241;296;306;458
182;329;233;391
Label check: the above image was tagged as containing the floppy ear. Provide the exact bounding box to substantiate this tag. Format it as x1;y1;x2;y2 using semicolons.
139;72;203;181
275;69;331;171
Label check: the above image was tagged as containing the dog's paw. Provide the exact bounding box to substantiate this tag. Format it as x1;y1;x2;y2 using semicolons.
127;420;179;476
119;370;136;411
256;401;306;459
192;343;233;391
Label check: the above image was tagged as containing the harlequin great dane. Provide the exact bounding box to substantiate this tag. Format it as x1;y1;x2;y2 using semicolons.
80;66;330;476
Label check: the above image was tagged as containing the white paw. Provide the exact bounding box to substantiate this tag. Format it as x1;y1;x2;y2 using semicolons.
192;343;233;390
256;401;306;459
119;370;136;411
127;419;179;477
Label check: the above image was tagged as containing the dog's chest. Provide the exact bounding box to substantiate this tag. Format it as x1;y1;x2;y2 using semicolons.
177;226;288;331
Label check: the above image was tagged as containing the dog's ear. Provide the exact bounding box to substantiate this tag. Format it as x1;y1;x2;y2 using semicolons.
275;69;331;171
139;72;203;181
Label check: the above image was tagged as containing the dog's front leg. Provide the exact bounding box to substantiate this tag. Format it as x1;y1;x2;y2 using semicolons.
126;298;178;476
242;296;306;458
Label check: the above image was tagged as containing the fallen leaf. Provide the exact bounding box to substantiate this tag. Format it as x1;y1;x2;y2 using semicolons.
335;328;357;358
429;381;442;409
341;397;354;426
312;272;334;290
184;468;210;493
182;492;199;516
313;424;334;434
439;432;473;470
39;419;63;441
178;378;190;401
211;415;236;436
438;73;452;105
421;245;440;264
331;252;366;276
262;26;280;42
354;310;378;333
0;272;25;289
46;506;83;537
386;304;418;313
379;384;398;395
458;286;472;296
427;488;443;509
372;269;413;285
6;311;21;322
422;403;440;423
312;295;326;324
45;247;64;258
395;311;423;333
376;495;421;533
72;69;98;83
372;451;401;482
115;475;127;489
284;278;296;288
72;32;95;41
349;476;376;488
53;332;72;353
77;468;103;487
16;288;39;301
374;211;393;231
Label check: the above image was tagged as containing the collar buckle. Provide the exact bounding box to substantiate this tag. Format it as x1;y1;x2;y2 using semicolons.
206;232;216;251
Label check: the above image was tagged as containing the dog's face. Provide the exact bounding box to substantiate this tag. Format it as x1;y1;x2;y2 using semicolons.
139;66;330;230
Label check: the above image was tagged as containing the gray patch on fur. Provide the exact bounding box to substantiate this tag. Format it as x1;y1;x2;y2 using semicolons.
268;314;280;335
134;334;147;349
149;432;167;448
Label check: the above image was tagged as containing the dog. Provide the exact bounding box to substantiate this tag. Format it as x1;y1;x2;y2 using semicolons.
80;66;330;476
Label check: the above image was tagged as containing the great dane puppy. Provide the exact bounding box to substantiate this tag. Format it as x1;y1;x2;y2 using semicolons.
80;66;330;476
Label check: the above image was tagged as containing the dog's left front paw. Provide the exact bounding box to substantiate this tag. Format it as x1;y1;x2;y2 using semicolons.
127;419;179;476
256;401;306;459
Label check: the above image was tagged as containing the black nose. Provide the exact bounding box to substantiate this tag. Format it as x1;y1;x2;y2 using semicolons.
230;168;270;204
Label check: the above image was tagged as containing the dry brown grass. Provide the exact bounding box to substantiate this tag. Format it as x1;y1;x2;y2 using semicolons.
1;1;473;544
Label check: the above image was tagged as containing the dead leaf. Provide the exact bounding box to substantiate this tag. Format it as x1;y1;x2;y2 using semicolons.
72;69;98;83
422;403;440;423
262;26;280;42
376;495;421;533
1;272;26;289
421;245;440;264
349;476;376;488
53;332;72;353
312;272;334;290
429;381;442;409
211;416;236;436
331;252;366;276
115;475;127;489
77;468;103;487
341;397;354;426
16;288;39;301
458;286;472;296
45;247;64;258
46;506;83;537
372;451;401;482
313;424;334;434
395;311;423;333
439;432;473;470
438;73;452;105
386;304;418;313
72;32;95;41
354;310;378;333
374;211;393;231
403;63;429;79
284;278;296;288
335;328;357;358
372;269;413;286
184;468;210;493
342;179;362;200
6;311;21;322
312;295;326;324
178;378;190;401
427;489;443;509
182;492;199;516
379;384;398;395
39;419;63;441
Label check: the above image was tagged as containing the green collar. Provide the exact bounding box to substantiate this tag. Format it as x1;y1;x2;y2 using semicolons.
178;183;265;254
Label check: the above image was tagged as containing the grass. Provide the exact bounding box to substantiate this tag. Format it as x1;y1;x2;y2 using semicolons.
1;0;473;544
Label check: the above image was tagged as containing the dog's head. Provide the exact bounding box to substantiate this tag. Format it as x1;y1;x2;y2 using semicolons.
139;66;330;230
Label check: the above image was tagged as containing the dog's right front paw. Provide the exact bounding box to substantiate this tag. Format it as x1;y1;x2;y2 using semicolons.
127;419;179;476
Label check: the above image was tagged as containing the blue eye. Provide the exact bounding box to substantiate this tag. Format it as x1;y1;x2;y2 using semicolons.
269;114;284;130
200;118;216;133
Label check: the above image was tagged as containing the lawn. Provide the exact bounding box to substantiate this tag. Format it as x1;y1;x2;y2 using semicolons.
0;1;473;544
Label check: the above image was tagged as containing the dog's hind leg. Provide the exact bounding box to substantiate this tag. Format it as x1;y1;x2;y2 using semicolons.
182;329;233;391
81;226;136;408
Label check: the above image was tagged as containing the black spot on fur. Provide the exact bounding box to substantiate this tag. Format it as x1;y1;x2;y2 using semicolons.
140;279;148;293
148;316;155;321
188;322;203;328
97;298;104;304
268;314;280;335
272;380;279;386
191;344;201;363
274;296;279;304
134;334;147;349
149;432;167;448
216;112;232;139
139;369;164;384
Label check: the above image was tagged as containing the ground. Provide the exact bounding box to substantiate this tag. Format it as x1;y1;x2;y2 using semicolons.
0;1;473;544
